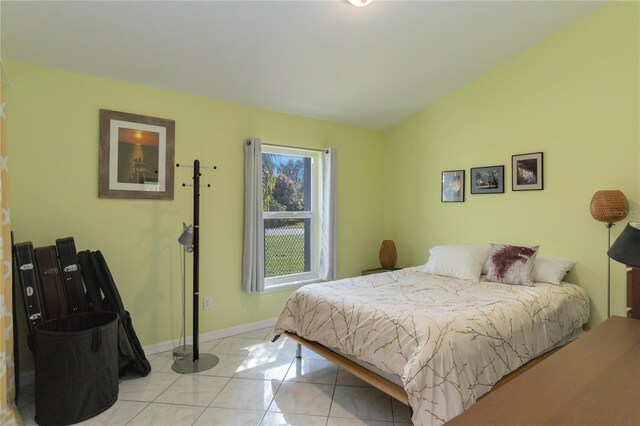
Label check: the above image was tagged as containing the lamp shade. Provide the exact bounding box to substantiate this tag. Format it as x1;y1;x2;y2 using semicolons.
608;222;640;267
178;224;194;247
590;190;629;223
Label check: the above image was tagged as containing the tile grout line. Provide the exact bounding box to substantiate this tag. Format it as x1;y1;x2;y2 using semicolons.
325;358;340;422
150;374;184;405
263;357;291;415
124;401;151;426
189;400;208;426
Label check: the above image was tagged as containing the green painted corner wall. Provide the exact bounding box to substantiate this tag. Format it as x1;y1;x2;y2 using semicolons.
382;2;640;326
5;61;386;355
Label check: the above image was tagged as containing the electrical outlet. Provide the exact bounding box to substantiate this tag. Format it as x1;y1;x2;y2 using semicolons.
203;296;212;310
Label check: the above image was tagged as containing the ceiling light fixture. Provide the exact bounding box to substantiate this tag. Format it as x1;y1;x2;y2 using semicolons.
348;0;373;7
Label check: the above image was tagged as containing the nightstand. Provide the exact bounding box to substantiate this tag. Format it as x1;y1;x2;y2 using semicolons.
361;267;399;276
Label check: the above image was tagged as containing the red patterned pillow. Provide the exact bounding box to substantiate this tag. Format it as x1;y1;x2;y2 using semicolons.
486;244;539;286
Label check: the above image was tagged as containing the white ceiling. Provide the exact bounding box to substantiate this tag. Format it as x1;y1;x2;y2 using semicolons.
1;1;604;130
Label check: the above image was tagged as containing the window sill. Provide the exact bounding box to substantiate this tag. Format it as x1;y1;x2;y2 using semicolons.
262;278;323;294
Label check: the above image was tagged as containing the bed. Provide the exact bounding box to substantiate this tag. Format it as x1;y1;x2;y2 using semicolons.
273;266;590;426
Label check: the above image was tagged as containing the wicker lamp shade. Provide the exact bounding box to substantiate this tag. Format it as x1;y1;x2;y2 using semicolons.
379;240;397;270
590;190;629;224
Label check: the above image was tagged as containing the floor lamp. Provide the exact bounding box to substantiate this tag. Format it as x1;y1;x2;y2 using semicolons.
590;190;628;318
173;223;193;359
172;159;219;374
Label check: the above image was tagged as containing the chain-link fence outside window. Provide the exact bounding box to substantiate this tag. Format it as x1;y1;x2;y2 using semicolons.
264;218;309;278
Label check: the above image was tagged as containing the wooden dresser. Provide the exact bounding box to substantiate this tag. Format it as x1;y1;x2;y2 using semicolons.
446;316;640;425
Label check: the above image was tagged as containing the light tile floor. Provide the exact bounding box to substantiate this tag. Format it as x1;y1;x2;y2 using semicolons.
18;327;413;426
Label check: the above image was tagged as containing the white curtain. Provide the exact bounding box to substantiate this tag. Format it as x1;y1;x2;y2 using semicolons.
320;147;337;281
242;138;265;293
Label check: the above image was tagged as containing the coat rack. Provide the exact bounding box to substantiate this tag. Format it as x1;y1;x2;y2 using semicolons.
172;159;219;374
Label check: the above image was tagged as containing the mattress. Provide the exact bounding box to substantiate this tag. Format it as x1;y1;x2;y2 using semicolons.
274;267;590;425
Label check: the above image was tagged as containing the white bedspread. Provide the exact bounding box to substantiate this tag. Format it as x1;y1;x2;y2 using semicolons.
273;268;590;425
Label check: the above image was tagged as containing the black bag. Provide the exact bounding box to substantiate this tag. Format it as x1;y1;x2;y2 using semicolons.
56;237;89;314
34;245;69;319
13;242;46;338
79;250;151;377
34;312;119;425
77;251;105;312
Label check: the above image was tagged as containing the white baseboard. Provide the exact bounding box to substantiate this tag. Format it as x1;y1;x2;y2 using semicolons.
19;317;278;387
143;317;278;356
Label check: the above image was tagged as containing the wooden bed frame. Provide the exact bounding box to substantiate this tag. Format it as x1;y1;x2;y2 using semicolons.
284;331;561;406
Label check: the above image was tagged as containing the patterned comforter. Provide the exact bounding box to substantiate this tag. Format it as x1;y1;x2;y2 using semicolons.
273;268;590;425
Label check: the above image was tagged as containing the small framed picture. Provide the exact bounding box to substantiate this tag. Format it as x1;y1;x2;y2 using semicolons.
99;109;175;200
512;152;543;191
441;170;465;202
470;165;504;194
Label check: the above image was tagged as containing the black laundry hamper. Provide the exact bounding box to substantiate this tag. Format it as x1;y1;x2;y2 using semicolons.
34;312;119;425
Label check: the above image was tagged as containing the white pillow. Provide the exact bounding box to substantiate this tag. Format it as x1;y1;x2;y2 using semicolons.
533;255;576;284
482;256;491;275
423;245;490;280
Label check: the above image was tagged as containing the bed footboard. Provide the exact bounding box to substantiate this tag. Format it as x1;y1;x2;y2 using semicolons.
284;331;409;405
284;331;565;409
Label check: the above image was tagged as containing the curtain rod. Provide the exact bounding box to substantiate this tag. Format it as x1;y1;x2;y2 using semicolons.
247;140;329;154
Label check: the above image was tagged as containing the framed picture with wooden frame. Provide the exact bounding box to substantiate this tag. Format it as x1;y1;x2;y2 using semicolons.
441;170;465;202
99;109;175;200
470;165;504;194
512;152;543;191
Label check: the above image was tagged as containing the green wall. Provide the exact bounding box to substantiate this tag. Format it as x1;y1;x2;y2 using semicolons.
383;2;640;326
5;61;386;349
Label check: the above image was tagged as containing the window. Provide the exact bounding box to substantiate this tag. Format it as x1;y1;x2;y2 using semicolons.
243;138;335;294
262;145;323;290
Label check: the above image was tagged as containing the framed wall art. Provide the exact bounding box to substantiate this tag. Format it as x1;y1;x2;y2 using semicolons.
441;170;465;202
470;165;504;194
99;109;175;200
512;152;543;191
